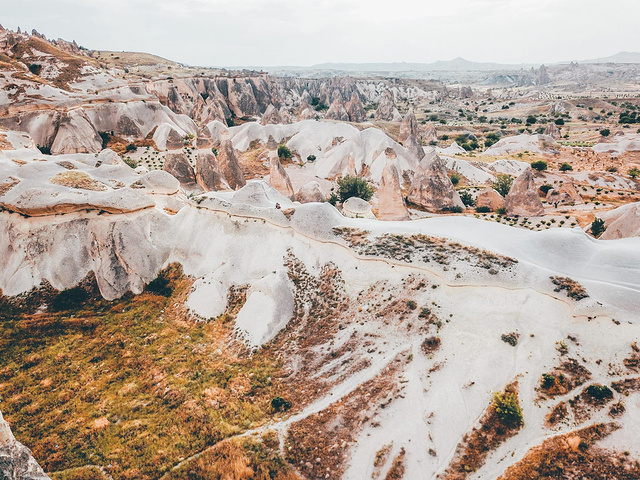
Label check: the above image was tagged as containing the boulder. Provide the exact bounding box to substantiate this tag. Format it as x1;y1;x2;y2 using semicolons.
217;133;246;190
546;182;583;206
476;187;504;211
0;410;50;480
295;181;326;203
163;153;197;189
504;168;544;216
374;90;402;122
96;149;122;167
342;196;375;219
196;152;229;192
600;202;640;239
378;159;409;221
407;157;463;212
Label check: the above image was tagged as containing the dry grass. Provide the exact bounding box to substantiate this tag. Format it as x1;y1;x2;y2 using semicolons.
0;265;288;480
50;171;108;191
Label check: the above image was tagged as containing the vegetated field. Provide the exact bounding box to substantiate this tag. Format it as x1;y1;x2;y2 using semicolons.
0;266;296;480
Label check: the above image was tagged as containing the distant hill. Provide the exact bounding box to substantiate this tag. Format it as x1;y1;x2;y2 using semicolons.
307;57;538;72
581;51;640;64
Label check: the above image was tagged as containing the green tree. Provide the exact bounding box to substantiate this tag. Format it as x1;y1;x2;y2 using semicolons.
492;391;523;428
492;174;514;197
530;160;548;172
628;167;640;179
278;144;293;160
554;118;565;125
337;176;374;203
459;190;475;207
450;172;461;186
600;128;610;137
591;218;606;238
559;162;573;171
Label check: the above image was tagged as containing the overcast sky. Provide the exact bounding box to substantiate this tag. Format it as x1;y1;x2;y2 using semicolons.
3;0;639;67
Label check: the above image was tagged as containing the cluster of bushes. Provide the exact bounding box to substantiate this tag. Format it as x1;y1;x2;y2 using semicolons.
484;132;501;148
492;174;513;197
329;175;374;205
619;110;638;124
531;160;548;172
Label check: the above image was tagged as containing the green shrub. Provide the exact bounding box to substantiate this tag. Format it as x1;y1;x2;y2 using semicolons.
591;218;606;238
475;206;490;213
271;396;291;412
122;157;138;169
496;207;507;215
530;160;548;172
559;162;573;171
493;391;523;427
277;144;293;160
585;384;613;401
126;143;137;152
555;118;565;125
442;205;463;213
628;167;640;179
337;176;374;202
327;192;339;206
540;184;554;194
146;276;173;297
492;174;514;197
600;128;610;137
541;373;556;389
306;154;316;162
450;172;461;185
51;287;89;311
459;190;476;207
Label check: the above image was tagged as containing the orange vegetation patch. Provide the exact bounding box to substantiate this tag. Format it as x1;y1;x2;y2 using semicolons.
498;423;640;480
442;382;523;480
537;358;592;400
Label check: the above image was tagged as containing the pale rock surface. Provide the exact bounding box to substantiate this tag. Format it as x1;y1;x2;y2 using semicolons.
138;170;181;195
325;92;350;122
235;270;294;346
342;196;375;219
424;123;438;144
544;122;561;139
504;168;544;216
50;109;102;155
196;152;229;192
482;134;559;156
599;202;640;239
377;158;409;221
295;181;326;203
437;141;466;156
163;153;197;189
407;157;464;211
96;149;122;166
346;153;358;177
476;187;505;211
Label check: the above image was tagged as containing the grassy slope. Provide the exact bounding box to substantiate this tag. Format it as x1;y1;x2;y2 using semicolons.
0;266;294;480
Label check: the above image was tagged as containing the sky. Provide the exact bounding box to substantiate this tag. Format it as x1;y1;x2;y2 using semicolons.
2;0;639;67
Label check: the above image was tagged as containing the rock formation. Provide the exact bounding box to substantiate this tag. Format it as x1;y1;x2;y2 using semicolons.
0;410;51;480
476;187;505;211
600;202;640;239
546;182;583;206
374;90;402;122
217;133;246;190
398;112;419;144
50;109;102;155
378;157;410;221
345;92;366;123
544;122;561;139
196;152;229;191
163;153;197;189
504;168;544;216
407;157;463;211
325;92;350;122
295;181;326;203
267;136;294;199
346;153;358;177
424;123;438;144
261;104;282;125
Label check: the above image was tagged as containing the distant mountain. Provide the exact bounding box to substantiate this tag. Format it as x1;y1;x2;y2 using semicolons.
307;57;538;72
581;51;640;64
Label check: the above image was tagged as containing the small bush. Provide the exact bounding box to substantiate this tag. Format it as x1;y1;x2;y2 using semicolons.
51;287;89;311
559;162;573;171
450;172;461;185
125;143;138;152
600;128;610;137
475;206;490;213
492;174;514;197
146;276;173;297
459;190;475;207
501;332;519;347
591;218;606;238
122;157;138;169
531;160;548;172
337;175;374;202
585;384;613;401
540;184;553;194
442;205;463;213
271;396;291;412
277;144;293;160
306;154;316;162
554;118;565;126
493;391;523;428
629;167;640;179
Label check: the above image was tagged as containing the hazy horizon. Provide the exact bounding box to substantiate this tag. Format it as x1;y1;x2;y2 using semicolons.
3;0;640;68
